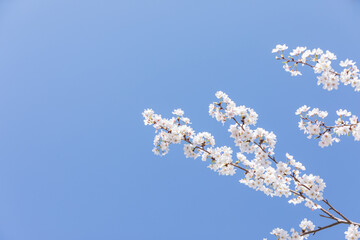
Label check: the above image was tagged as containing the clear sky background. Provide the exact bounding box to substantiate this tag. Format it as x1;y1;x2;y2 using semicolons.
0;0;359;239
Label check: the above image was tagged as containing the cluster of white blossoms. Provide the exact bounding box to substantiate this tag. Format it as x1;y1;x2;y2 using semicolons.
272;44;360;91
270;218;315;240
144;92;327;212
295;105;360;147
209;91;258;125
205;146;236;176
142;108;237;176
143;108;193;156
210;92;325;210
345;225;360;240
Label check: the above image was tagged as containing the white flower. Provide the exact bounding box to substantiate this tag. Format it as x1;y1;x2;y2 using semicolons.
336;109;352;117
299;218;315;231
324;50;337;60
340;59;355;67
319;132;333;147
317;71;340;91
172;108;184;116
308;108;319;117
290;46;307;56
215;91;226;99
272;44;288;53
283;63;291;72
271;228;289;239
307;124;321;135
193;132;215;146
298;120;306;131
353;125;360;141
295;105;310;115
181;117;191;124
311;48;323;55
290;70;302;76
345;224;360;240
318;111;328;119
334;126;350;136
350;115;358;124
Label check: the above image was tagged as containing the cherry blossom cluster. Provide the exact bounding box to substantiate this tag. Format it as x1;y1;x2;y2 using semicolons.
345;225;360;240
143;88;360;239
210;92;324;210
142;108;237;176
272;44;360;91
209;91;258;125
269;218;315;240
296;105;360;147
143;91;360;239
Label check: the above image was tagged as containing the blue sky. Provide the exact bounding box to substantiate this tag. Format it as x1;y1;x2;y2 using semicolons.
0;0;359;239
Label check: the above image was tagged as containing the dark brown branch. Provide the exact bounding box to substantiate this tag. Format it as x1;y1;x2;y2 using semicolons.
301;221;342;236
322;199;351;223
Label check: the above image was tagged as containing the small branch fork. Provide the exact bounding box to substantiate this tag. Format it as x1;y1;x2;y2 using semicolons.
300;199;360;236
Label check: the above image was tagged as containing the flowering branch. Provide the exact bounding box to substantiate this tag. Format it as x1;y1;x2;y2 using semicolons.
143;90;359;239
272;44;360;92
295;106;360;147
